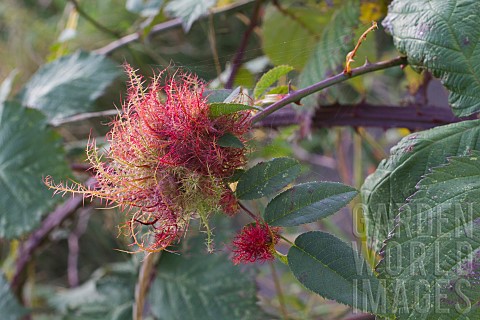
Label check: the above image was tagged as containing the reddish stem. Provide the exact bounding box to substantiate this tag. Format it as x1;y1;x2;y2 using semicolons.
238;201;258;220
254;103;473;130
11;178;97;296
252;57;408;123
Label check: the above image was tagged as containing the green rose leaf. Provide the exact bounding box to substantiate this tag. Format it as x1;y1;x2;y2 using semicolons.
217;133;244;149
236;157;301;200
265;182;358;227
288;231;390;315
209;102;256;118
384;0;480;116
254;65;294;99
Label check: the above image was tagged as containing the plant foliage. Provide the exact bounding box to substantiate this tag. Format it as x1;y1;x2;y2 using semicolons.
376;152;480;319
0;101;70;238
384;0;480;117
2;0;480;318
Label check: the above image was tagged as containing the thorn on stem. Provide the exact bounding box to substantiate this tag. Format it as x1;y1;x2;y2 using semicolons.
343;21;378;74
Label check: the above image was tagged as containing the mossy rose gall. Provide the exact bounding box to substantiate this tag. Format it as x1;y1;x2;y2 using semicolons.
46;65;251;252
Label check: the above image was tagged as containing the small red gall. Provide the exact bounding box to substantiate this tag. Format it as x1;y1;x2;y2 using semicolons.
231;222;281;265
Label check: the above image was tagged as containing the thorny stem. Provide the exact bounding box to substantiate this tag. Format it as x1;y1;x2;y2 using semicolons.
58;102;470;131
133;252;161;320
269;261;289;320
225;0;264;89
68;0;121;38
251;56;408;123
255;103;473;130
